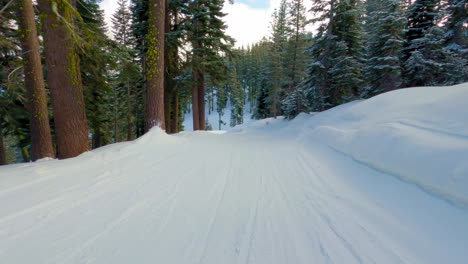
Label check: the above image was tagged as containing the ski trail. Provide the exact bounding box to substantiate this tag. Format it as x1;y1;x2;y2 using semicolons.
1;120;468;263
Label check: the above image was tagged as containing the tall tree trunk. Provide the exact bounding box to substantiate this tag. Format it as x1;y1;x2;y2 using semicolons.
171;90;179;133
114;89;118;142
17;0;55;161
197;70;205;130
163;0;172;133
145;0;165;132
38;0;89;159
164;87;172;133
126;82;132;140
92;127;102;149
0;134;6;166
192;78;200;130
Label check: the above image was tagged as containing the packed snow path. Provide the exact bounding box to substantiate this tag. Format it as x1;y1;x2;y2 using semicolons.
1;84;468;263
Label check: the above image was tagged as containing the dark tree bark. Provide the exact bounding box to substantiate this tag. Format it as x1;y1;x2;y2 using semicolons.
171;90;179;133
145;0;165;132
0;134;6;166
192;75;200;130
163;0;172;133
126;84;132;140
38;0;90;159
196;70;206;130
17;0;55;161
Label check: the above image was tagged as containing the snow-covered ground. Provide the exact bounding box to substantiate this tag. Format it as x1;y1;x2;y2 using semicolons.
1;83;467;263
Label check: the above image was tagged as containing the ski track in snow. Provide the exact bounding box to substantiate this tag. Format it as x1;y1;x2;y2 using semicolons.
1;130;466;263
1;84;468;263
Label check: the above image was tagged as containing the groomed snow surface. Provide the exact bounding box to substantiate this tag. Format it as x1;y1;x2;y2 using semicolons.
1;83;468;263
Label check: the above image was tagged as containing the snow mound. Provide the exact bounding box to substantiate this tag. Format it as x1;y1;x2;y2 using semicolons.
297;83;468;207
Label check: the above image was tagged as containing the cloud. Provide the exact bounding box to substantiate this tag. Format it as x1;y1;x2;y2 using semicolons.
222;2;273;47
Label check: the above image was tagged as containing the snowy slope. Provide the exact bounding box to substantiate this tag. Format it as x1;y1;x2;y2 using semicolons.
1;83;468;263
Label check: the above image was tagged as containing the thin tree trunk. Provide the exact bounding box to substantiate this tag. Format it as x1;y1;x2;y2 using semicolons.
197;70;205;130
38;0;89;159
192;78;200;130
114;88;118;142
92;127;101;149
164;0;172;133
164;87;172;133
145;0;166;132
0;134;6;165
17;0;55;161
170;90;179;133
126;83;132;140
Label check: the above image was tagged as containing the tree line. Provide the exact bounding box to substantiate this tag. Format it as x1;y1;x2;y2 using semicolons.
0;0;466;165
228;0;466;120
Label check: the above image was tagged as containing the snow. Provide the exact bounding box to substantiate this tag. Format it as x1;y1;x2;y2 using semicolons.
1;83;468;263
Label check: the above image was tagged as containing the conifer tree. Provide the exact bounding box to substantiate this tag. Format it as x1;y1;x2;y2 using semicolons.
182;0;234;130
229;67;244;127
112;0;140;140
38;0;90;159
269;0;288;118
401;0;461;86
305;0;364;110
363;0;406;97
16;0;55;160
285;0;307;90
145;0;165;131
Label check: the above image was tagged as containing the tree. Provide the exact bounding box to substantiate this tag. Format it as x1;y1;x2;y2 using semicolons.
229;67;244;127
285;0;307;90
403;26;460;86
443;0;468;84
16;0;55;160
444;0;467;48
38;0;90;159
363;0;405;97
0;134;6;165
182;0;234;130
78;0;116;148
145;0;165;131
401;0;462;86
269;0;288;118
305;0;364;110
112;0;140;140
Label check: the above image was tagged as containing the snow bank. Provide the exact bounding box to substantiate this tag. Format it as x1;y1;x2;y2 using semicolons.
297;83;468;207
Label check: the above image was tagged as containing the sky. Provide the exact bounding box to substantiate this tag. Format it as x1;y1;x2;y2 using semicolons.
99;0;283;47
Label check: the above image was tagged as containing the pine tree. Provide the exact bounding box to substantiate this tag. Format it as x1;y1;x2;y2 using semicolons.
111;0;140;140
305;0;364;110
401;0;461;86
130;0;149;136
0;134;6;165
403;26;459;86
443;0;468;84
182;0;234;130
269;0;288;118
363;0;406;97
16;0;55;160
145;0;165;131
112;0;134;46
404;0;439;54
229;67;244;127
0;2;31;163
285;0;307;90
216;83;228;130
38;0;90;159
